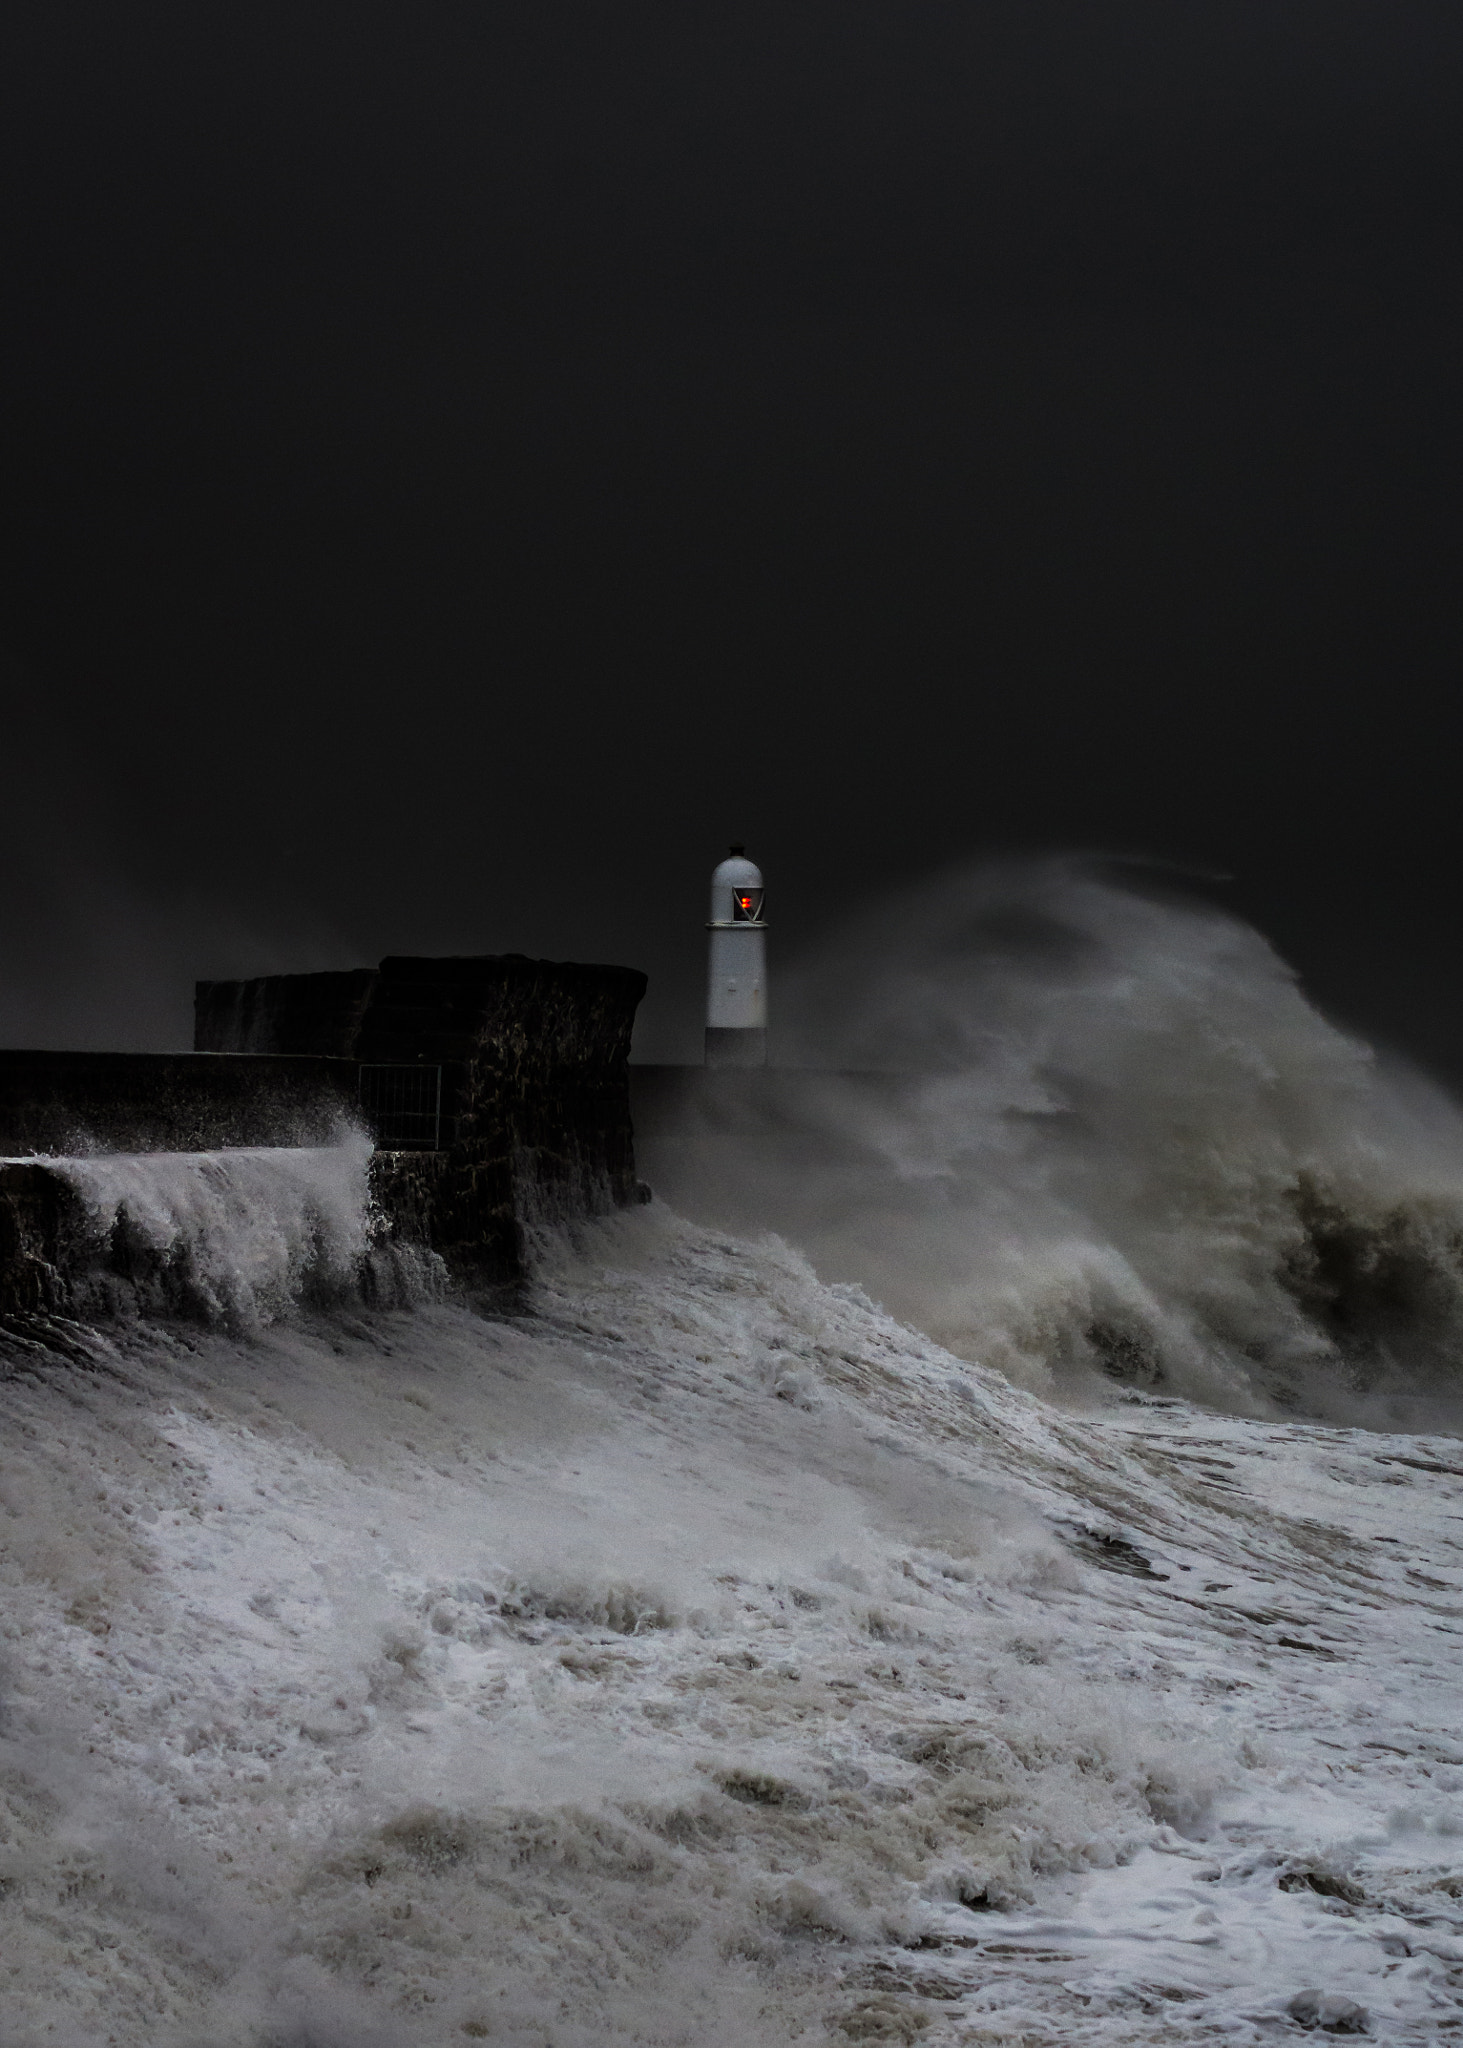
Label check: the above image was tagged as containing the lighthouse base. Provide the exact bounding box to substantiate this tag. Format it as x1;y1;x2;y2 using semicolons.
705;1026;767;1070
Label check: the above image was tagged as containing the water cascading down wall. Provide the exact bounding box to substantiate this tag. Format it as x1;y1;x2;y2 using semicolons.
0;955;647;1317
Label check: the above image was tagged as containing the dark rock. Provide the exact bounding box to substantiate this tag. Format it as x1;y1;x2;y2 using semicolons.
1064;1526;1170;1580
1279;1869;1365;1905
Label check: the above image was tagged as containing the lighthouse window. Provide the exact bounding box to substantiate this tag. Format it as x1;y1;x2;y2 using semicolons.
732;887;765;923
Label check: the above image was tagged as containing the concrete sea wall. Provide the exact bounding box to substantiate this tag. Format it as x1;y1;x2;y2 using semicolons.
200;954;649;1287
0;1049;357;1156
0;956;647;1318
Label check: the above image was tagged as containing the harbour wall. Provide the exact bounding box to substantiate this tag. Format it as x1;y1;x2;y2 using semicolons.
0;955;647;1318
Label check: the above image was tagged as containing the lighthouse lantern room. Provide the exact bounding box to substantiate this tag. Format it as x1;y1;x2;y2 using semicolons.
706;845;767;1068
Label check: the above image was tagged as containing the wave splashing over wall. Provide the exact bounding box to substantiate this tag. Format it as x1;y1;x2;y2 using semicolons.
6;1136;442;1325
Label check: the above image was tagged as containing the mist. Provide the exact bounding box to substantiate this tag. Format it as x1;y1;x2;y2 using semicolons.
640;859;1463;1430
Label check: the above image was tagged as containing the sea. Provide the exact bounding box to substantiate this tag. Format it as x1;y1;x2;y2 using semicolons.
4;864;1462;2044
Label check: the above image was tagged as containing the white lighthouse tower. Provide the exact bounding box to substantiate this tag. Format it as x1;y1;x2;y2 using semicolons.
706;844;767;1067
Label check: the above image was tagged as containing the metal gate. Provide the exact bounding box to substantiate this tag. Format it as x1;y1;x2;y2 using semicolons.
357;1064;442;1151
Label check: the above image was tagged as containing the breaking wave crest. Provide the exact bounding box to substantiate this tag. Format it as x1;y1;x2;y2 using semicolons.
703;860;1463;1429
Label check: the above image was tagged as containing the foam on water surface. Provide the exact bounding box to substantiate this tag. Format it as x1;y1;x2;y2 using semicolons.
2;1207;1461;2044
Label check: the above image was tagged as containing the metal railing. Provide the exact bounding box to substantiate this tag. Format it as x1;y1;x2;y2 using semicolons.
357;1064;442;1151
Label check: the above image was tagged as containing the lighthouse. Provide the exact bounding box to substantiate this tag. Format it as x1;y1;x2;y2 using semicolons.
706;845;767;1067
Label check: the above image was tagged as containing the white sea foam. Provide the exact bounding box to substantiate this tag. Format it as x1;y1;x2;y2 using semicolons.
3;870;1462;2041
2;1208;1461;2042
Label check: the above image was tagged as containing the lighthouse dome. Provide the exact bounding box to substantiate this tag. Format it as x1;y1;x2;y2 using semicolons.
709;846;765;925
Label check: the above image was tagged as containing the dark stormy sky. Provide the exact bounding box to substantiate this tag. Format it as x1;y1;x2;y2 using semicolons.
3;4;1462;1066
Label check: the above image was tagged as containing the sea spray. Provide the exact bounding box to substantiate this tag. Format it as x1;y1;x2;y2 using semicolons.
33;1134;443;1324
647;859;1463;1428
